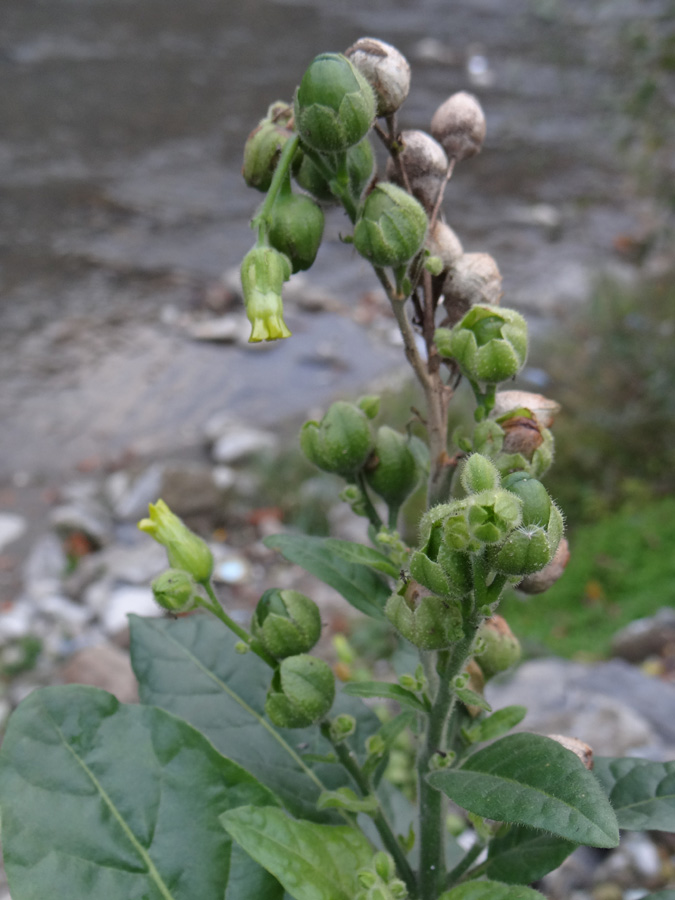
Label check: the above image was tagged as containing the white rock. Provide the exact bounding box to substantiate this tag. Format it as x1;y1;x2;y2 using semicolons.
622;832;662;880
184;314;248;343
212;466;237;490
110;464;164;521
0;602;34;643
23;533;67;588
34;594;94;630
50;502;112;546
211;427;278;464
0;512;26;551
100;585;161;635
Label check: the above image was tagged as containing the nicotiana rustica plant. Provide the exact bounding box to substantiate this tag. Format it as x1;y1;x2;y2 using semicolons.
0;37;673;900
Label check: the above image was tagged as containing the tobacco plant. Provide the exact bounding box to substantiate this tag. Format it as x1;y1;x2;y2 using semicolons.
1;38;674;900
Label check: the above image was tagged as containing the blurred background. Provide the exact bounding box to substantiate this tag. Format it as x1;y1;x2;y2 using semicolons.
0;1;674;683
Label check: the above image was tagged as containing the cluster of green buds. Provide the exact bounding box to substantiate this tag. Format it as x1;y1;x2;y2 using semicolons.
300;398;422;525
355;852;408;900
251;588;321;659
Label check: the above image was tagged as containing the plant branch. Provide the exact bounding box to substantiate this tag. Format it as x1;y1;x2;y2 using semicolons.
201;581;277;669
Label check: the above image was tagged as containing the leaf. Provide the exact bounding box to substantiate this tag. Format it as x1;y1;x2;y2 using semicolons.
0;685;282;900
439;882;546;900
428;733;620;848
221;805;373;900
322;538;400;578
455;685;492;712
263;533;391;619
639;892;675;900
463;706;528;744
317;787;379;815
343;680;427;712
486;825;577;884
129;614;381;823
593;756;675;831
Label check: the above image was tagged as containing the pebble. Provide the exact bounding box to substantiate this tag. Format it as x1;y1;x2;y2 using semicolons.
107;463;164;521
0;602;35;644
100;585;161;635
59;642;139;703
611;606;675;663
50;501;112;547
211;427;278;465
0;513;26;552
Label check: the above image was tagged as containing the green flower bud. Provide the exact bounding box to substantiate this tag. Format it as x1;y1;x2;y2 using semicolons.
294;137;375;202
365;426;419;510
300;400;374;477
242;102;295;192
373;851;397;882
240;245;292;342
268;186;325;272
435;305;528;384
294;53;376;154
493;507;562;576
330;713;356;743
151;568;200;613
357;394;380;419
501;472;551;526
353;183;428;268
138;500;213;583
251;588;322;659
460;453;501;494
476;615;521;679
265;654;335;729
466;489;523;544
385;580;462;650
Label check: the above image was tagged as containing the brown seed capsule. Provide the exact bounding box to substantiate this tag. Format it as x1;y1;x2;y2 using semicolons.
546;733;594;770
385;129;448;212
492;391;561;429
431;91;486;161
441;252;502;325
425;219;463;270
501;415;544;459
517;537;570;594
345;37;411;117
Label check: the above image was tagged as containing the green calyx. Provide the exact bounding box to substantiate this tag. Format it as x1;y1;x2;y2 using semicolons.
295;137;375;203
242;102;295;192
385;579;463;650
300;400;374;478
435;304;528;383
353;183;428;268
151;568;201;613
240;245;292;342
466;488;523;544
365;426;419;511
501;471;552;526
265;654;335;728
475;615;521;679
491;501;564;575
294;52;376;153
267;180;325;272
251;588;322;659
460;453;501;494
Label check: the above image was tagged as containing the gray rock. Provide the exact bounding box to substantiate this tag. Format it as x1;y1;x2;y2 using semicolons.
107;463;164;521
22;533;68;601
0;601;35;644
0;512;26;552
34;594;94;631
183;313;249;343
611;607;675;663
621;832;662;881
59;642;139;703
159;463;221;517
50;501;113;547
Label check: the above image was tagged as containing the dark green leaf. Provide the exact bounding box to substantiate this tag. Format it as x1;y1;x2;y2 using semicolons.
455;685;492;712
486;825;577;883
323;538;400;578
463;706;528;744
263;534;391;619
343;680;427;712
593;757;675;831
440;882;546;900
129;615;380;823
221;805;373;900
0;685;282;900
428;733;619;848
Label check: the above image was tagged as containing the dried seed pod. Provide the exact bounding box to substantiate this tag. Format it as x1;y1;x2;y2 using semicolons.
425;219;463;270
345;37;411;117
431;91;486;161
546;734;594;770
492;390;561;429
501;415;545;459
385;129;448;212
517;537;570;594
443;252;502;308
476;615;521;679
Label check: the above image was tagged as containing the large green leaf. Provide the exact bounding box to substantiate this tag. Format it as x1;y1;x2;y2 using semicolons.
428;733;619;848
0;685;282;900
440;882;546;900
221;805;373;900
263;534;391;619
129;614;380;822
593;757;675;831
486;825;577;884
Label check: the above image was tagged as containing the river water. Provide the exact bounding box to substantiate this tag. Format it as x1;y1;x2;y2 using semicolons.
0;0;659;478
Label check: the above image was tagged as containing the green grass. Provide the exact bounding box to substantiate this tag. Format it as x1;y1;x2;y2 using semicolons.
499;496;675;660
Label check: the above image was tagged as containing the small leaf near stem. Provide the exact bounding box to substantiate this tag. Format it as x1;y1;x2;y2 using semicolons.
202;581;277;669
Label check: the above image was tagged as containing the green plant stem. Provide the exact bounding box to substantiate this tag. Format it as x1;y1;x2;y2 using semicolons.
444;840;485;888
322;727;418;897
356;472;384;530
201;581;277;669
417;635;478;900
251;134;300;237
